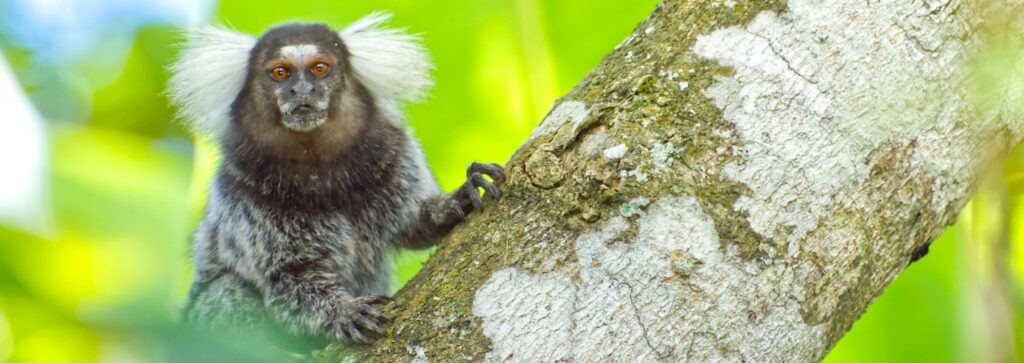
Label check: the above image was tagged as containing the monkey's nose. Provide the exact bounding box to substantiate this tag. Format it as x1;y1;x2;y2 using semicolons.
290;81;314;95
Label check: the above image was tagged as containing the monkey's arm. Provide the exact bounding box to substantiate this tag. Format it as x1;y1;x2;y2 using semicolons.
262;256;389;344
395;162;505;250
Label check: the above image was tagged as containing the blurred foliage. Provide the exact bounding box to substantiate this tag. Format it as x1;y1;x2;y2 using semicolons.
0;0;1021;362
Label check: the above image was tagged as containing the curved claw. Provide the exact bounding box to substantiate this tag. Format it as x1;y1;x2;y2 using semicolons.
363;295;393;306
461;182;484;209
332;295;394;345
360;295;392;323
470;173;502;199
468;162;507;183
346;324;369;345
489;163;507;183
334;321;352;344
357;315;386;335
363;305;389;322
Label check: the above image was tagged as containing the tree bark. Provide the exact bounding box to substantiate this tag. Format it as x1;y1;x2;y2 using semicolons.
321;0;1023;361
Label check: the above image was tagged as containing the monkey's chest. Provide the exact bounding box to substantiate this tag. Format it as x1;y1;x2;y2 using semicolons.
219;211;394;294
293;215;393;291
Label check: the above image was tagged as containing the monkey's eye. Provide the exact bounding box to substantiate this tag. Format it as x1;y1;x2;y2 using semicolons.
270;67;290;81
311;62;330;78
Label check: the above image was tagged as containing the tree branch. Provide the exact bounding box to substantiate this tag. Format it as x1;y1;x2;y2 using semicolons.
320;0;1023;361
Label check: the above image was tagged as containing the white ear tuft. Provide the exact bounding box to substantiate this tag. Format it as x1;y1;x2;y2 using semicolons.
168;26;255;136
341;12;433;106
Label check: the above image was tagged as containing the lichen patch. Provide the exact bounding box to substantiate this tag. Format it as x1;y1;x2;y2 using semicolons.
602;143;629;160
692;0;985;249
529;101;590;141
472;196;823;362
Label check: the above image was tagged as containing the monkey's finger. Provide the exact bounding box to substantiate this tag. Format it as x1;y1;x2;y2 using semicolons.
334;322;352;344
338;333;352;344
441;196;465;220
451;199;466;220
364;295;393;305
471;174;502;199
484;163;507;183
469;162;506;183
467;162;484;178
467;185;484;209
363;305;390;322
346;324;370;345
458;183;483;210
356;315;386;335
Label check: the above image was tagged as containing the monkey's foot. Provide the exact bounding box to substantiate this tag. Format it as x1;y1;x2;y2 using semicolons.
332;295;392;345
455;162;506;211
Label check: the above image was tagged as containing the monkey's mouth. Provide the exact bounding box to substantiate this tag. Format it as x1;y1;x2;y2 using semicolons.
282;103;328;132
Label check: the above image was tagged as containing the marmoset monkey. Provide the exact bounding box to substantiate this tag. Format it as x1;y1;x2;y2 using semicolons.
168;13;503;346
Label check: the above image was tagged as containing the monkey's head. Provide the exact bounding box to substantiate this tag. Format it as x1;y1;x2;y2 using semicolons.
249;24;349;132
169;13;433;139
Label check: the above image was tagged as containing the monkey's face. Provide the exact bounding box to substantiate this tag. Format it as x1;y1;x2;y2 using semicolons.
252;24;349;132
263;45;343;131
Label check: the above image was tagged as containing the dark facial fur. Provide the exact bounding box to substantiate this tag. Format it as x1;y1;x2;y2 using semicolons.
183;21;506;351
244;23;349;132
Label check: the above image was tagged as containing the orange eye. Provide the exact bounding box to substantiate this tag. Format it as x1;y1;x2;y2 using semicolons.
270;66;289;81
311;62;330;77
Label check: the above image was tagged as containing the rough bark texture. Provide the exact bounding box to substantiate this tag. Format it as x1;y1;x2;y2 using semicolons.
320;0;1024;361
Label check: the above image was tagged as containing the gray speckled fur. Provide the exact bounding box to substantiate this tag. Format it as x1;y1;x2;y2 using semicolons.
180;22;502;348
184;136;436;337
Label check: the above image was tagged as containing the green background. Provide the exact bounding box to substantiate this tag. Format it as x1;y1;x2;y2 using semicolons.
0;1;1021;362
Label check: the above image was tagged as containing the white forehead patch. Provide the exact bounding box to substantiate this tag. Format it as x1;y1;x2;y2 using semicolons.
279;44;319;61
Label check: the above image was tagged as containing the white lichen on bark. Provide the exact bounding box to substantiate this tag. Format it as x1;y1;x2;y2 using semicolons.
692;0;1007;249
528;100;591;141
602;143;629;160
474;196;824;362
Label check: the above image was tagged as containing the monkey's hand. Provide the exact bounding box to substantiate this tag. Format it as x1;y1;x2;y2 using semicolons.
332;295;392;345
451;162;505;216
398;162;506;249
